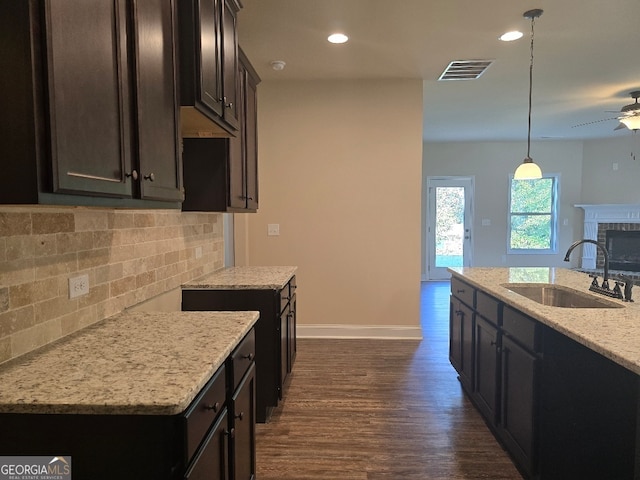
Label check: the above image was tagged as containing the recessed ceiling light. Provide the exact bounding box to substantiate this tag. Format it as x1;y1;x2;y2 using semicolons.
499;30;524;41
327;33;349;44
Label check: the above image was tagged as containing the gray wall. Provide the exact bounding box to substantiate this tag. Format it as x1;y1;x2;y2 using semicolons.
581;136;640;204
422;140;587;275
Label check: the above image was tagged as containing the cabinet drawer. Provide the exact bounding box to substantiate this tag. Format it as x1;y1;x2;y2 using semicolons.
502;306;540;352
279;284;290;310
183;364;227;462
231;328;256;391
279;276;297;311
451;276;475;308
476;290;501;326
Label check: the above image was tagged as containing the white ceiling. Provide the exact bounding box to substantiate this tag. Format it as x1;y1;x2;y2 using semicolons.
237;0;640;142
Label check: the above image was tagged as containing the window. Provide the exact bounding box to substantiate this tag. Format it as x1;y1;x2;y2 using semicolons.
508;174;558;253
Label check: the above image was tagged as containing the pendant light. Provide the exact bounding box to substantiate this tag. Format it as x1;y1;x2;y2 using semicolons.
514;9;543;180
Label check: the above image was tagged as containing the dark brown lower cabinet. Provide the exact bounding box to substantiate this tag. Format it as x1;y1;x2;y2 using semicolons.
449;295;474;391
498;335;538;476
182;275;297;423
231;364;256;480
449;279;640;479
473;315;499;424
185;409;230;480
0;330;256;480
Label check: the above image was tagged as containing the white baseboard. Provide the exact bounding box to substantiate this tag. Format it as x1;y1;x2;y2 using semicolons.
297;324;423;340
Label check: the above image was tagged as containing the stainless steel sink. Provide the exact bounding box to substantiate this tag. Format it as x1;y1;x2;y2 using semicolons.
501;283;624;308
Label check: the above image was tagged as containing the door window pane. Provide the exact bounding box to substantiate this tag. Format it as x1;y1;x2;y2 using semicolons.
435;187;464;267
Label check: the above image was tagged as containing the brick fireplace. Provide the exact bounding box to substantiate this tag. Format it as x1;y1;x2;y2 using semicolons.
576;204;640;280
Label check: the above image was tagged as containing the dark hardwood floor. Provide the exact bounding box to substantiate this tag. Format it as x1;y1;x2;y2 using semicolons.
255;281;524;479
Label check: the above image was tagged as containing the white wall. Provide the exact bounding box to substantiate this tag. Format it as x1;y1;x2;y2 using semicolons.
238;79;424;336
422;141;585;272
581;135;640;204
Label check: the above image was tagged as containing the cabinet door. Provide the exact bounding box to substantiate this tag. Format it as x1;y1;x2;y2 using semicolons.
227;66;245;210
474;316;499;423
499;335;538;477
132;0;183;202
287;293;297;373
220;0;240;130
228;50;258;211
449;297;474;391
45;0;134;197
279;304;289;396
185;409;230;480
196;0;224;117
231;364;256;480
244;64;259;211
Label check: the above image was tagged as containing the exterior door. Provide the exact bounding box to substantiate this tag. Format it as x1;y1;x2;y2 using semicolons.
427;177;474;280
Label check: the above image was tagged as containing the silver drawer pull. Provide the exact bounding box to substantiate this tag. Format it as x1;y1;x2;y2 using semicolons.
204;402;220;412
242;353;255;361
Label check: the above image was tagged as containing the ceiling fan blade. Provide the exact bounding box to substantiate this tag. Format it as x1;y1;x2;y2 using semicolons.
571;117;618;128
614;123;627;130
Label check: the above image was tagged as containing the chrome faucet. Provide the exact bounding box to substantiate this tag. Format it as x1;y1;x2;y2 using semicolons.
564;239;625;300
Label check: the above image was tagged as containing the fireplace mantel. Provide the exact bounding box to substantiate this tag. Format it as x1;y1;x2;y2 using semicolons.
576;204;640;269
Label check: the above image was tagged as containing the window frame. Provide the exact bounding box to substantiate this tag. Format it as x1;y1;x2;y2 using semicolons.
507;173;559;255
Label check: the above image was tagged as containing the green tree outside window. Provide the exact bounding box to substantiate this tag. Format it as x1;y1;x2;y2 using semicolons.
509;176;558;252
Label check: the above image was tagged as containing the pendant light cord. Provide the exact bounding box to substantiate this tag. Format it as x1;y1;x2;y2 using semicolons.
527;15;536;159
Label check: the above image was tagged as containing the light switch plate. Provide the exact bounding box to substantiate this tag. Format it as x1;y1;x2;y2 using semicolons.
268;224;280;236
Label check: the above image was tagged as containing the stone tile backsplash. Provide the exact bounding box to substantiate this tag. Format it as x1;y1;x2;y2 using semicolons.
0;206;225;364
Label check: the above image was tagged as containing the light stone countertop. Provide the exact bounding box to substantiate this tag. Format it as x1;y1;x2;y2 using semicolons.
449;267;640;375
183;266;297;290
0;310;259;415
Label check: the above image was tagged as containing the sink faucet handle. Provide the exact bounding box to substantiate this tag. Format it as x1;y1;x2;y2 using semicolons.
613;281;623;297
588;274;599;288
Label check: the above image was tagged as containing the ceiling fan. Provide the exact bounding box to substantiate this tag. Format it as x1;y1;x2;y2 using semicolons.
572;90;640;131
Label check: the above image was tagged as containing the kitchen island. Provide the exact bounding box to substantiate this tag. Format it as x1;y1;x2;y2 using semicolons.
183;266;298;423
448;267;640;480
0;310;259;479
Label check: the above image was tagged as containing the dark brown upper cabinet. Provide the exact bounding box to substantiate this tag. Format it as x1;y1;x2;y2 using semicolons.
0;0;183;207
178;0;242;138
182;49;260;212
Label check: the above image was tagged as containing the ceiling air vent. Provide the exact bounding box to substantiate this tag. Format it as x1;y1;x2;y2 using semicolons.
438;60;493;81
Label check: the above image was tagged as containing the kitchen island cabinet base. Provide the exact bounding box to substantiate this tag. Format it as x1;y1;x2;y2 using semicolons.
449;276;640;480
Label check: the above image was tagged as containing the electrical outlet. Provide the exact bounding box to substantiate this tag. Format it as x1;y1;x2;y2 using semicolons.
69;274;89;299
195;246;203;259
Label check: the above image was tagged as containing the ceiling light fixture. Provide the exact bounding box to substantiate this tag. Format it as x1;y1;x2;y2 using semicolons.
514;8;544;180
619;91;640;131
270;60;286;71
327;33;348;44
499;30;524;42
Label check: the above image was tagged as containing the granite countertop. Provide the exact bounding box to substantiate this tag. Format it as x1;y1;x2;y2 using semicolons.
449;267;640;375
0;310;259;415
183;266;297;290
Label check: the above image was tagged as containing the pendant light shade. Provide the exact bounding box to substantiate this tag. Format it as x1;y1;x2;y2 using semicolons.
514;9;543;180
514;157;542;179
